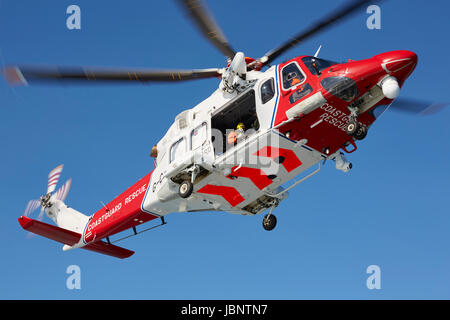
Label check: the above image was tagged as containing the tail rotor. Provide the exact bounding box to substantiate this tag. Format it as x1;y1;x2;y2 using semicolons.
23;199;41;217
22;164;72;225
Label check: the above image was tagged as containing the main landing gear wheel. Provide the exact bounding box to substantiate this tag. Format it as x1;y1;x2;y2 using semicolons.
262;214;277;231
179;180;193;198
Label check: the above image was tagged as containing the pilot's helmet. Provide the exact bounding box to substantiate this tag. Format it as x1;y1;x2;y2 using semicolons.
291;77;301;85
287;71;298;80
236;122;245;131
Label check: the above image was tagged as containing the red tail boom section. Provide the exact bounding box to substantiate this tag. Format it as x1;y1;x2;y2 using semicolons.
83;171;157;243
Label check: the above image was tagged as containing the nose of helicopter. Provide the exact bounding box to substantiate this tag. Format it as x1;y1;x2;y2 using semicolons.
374;50;418;82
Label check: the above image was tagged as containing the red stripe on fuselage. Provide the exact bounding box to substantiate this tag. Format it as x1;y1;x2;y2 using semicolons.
254;146;302;172
197;184;245;207
226;166;273;190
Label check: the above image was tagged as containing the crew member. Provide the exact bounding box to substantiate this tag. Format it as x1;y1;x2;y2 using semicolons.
150;145;158;158
227;122;246;145
290;76;301;86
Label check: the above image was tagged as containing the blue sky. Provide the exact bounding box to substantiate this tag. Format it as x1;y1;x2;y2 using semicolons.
0;0;449;299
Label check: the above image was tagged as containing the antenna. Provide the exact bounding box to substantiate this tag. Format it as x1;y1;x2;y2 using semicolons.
314;45;322;58
100;201;109;211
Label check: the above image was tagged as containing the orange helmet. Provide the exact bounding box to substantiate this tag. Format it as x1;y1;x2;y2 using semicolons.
291;77;301;86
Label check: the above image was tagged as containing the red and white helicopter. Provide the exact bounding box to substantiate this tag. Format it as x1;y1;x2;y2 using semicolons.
5;0;444;258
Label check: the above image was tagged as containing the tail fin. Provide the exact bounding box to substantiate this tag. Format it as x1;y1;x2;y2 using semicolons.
18;216;134;259
45;200;90;234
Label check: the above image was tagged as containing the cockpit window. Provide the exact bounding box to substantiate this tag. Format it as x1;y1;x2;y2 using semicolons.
260;78;275;104
302;56;339;76
281;62;305;90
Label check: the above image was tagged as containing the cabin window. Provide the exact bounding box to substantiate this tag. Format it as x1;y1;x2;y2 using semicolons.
170;137;186;163
191;122;207;150
281;62;305;90
260;78;275;104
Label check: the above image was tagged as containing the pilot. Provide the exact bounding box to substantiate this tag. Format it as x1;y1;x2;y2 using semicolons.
227;122;246;145
289;72;301;87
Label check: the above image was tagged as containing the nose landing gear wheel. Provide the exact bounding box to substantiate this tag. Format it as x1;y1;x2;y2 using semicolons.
345;120;368;140
179;180;193;198
354;124;368;140
262;214;277;231
345;120;360;136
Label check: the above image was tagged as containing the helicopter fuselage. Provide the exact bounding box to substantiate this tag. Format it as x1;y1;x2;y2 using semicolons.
131;50;417;220
32;50;418;248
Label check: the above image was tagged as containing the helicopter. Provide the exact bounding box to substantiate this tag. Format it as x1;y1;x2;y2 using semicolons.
5;0;443;258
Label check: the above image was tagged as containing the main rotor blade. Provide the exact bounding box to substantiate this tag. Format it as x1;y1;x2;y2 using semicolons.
3;65;222;85
176;0;236;59
389;98;449;116
258;0;380;67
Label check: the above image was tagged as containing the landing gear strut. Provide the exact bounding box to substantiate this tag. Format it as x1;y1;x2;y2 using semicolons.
262;205;277;231
345;105;368;141
178;164;200;199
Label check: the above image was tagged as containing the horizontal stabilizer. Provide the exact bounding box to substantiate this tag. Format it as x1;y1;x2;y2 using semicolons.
83;241;134;259
19;215;80;245
18;216;134;259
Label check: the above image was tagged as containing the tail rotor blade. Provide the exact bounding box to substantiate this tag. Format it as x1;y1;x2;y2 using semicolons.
47;164;64;194
23;165;71;238
26;207;47;238
24;200;41;217
37;207;45;222
55;178;72;202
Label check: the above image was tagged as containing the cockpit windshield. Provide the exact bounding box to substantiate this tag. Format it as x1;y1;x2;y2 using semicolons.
302;56;339;76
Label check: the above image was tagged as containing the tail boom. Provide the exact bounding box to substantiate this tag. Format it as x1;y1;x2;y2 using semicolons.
82;171;158;243
19;170;158;259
